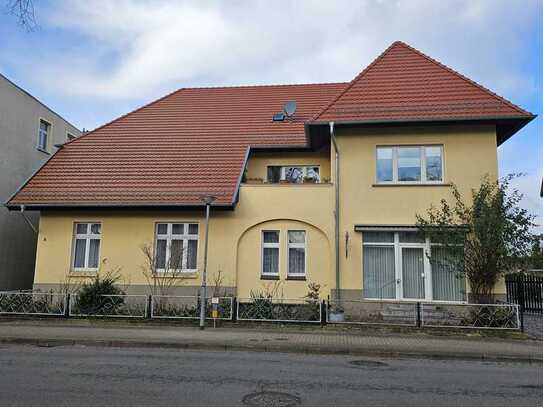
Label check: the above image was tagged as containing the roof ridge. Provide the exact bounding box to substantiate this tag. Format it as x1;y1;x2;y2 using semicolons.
395;41;534;117
311;41;402;121
180;81;348;91
312;40;534;122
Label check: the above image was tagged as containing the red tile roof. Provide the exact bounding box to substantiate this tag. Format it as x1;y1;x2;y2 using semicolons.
8;83;346;207
313;41;533;123
7;41;534;208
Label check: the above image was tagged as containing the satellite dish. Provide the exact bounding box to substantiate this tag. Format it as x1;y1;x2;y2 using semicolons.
284;100;297;117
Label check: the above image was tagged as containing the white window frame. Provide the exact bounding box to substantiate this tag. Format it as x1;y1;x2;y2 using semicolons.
261;230;280;276
375;145;444;184
71;222;101;272
362;230;465;303
66;132;76;141
37;119;52;152
154;223;199;273
287;230;307;277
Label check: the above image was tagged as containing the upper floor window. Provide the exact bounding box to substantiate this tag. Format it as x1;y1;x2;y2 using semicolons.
37;119;51;152
267;166;320;183
67;132;76;141
154;223;198;272
376;145;443;184
72;223;101;271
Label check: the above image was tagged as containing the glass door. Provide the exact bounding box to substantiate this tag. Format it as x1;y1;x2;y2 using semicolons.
401;247;426;300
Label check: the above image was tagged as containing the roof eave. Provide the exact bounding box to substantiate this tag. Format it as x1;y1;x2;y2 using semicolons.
5;202;235;211
306;114;536;145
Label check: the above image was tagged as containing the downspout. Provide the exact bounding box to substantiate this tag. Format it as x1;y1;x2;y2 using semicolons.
19;205;38;235
330;122;340;302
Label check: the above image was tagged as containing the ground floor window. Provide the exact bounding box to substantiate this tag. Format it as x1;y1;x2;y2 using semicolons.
288;231;306;276
262;231;280;276
72;223;101;271
155;223;198;272
362;231;465;302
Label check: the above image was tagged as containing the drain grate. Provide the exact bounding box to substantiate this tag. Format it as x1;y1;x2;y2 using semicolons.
349;359;388;368
242;391;301;407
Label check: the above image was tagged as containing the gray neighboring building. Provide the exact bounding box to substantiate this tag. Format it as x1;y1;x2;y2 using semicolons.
0;73;81;290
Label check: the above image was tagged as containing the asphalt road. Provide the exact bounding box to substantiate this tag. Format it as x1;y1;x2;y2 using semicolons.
0;344;542;407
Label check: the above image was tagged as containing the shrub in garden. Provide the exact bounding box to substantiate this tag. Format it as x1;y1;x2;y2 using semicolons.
75;273;125;315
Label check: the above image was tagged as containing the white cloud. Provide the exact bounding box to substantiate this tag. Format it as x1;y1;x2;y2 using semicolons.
38;0;542;101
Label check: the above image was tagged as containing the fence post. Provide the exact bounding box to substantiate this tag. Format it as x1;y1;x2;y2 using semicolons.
232;297;237;322
517;276;525;332
146;295;153;319
320;299;327;326
64;293;71;318
416;302;422;328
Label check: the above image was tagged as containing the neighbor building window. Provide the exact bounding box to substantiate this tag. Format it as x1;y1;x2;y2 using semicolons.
362;230;465;302
376;146;443;183
262;231;280;276
67;132;76;141
72;223;101;271
267;166;320;183
154;223;198;272
288;230;306;276
37;119;51;151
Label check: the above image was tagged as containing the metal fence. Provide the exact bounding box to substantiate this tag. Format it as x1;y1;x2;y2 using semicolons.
506;274;543;314
151;296;233;320
237;298;321;323
69;294;148;318
326;299;418;326
0;290;522;331
421;303;520;330
0;291;67;316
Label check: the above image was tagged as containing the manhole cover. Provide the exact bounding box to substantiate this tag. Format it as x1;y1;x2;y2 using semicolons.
349;359;388;368
242;391;301;407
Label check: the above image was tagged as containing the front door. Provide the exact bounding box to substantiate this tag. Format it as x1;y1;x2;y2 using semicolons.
401;247;426;300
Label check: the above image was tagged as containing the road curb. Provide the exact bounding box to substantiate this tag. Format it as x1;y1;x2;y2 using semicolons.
2;336;542;364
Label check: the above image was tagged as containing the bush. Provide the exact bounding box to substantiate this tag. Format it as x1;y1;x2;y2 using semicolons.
74;273;125;316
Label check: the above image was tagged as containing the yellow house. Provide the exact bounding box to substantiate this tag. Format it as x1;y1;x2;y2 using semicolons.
6;42;535;304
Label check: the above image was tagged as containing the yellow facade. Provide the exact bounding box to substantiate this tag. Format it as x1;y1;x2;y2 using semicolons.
33;124;505;300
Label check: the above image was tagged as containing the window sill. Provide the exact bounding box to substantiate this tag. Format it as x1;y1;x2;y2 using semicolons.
372;183;451;188
286;276;306;281
69;271;98;277
261;275;280;280
153;272;198;279
36;147;50;155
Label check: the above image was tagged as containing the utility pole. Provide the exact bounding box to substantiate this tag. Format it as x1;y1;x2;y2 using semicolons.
199;195;216;330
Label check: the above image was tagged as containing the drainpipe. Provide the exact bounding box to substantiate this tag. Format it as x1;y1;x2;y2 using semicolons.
330;122;340;302
19;205;38;235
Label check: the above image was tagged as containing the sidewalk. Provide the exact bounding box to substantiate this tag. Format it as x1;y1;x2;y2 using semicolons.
1;319;542;362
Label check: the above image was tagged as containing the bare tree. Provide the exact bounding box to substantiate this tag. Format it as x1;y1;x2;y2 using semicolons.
140;242;187;297
6;0;37;31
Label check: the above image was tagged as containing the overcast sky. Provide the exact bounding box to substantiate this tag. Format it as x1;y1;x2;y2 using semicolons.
1;0;541;230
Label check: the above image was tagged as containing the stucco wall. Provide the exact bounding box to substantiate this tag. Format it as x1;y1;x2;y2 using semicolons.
32;123;506;299
333;123;501;295
34;184;334;297
0;75;81;290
